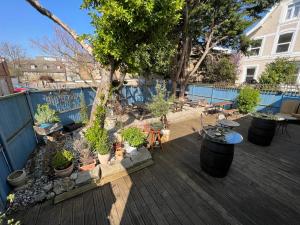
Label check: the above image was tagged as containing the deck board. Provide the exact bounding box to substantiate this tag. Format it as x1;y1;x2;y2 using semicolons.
12;116;300;225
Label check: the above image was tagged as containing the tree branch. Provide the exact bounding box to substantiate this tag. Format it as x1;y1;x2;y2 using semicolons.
26;0;93;56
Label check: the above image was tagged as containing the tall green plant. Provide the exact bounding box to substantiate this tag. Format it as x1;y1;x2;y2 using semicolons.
79;92;89;124
121;127;146;148
237;86;260;114
259;58;297;84
147;82;172;128
85;105;110;155
34;104;60;125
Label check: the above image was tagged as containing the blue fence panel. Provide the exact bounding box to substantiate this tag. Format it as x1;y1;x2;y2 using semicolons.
0;144;11;210
29;87;95;126
187;85;213;103
211;88;239;104
122;85;156;105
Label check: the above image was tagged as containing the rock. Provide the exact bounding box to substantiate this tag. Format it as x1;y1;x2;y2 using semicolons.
43;182;53;192
70;172;78;180
75;171;92;186
90;165;100;179
62;178;75;191
53;179;64;195
46;192;55;200
34;191;46;202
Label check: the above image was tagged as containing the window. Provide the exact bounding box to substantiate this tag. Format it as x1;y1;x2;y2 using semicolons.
276;33;293;53
245;67;256;83
249;39;263;56
30;64;37;69
286;2;300;20
57;65;61;69
43;65;48;70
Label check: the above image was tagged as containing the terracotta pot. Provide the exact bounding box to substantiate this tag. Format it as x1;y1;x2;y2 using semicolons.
54;162;74;177
161;129;171;142
7;170;27;187
79;159;96;171
98;153;110;165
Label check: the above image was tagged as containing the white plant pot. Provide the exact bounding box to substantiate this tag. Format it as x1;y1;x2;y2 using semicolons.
98;153;110;165
7;170;27;187
161;129;171;142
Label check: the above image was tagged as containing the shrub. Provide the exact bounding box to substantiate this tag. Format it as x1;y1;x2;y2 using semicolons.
147;82;172;128
34;104;60;125
259;58;297;84
79;92;89;124
202;57;237;83
237;86;260;114
52;149;74;170
121;127;146;148
85;121;110;155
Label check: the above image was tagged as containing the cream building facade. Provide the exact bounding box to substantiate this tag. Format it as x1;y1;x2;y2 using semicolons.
238;0;300;84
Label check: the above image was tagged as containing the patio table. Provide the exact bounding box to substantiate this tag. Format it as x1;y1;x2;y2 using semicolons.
201;126;243;177
217;119;240;128
275;113;298;137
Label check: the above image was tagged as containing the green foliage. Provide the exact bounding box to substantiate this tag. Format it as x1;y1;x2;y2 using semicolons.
85;123;110;155
259;58;297;84
0;213;20;225
81;0;183;75
147;82;172;124
237;86;260;114
52;149;74;170
7;194;15;204
189;0;278;53
34;104;60;125
79;92;89;124
121;127;146;148
203;57;237;83
85;104;110;155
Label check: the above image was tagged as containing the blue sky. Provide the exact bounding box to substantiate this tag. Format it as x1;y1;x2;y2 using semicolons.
0;0;93;57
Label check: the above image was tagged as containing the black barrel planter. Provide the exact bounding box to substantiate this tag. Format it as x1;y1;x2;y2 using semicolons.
248;117;277;146
200;138;234;178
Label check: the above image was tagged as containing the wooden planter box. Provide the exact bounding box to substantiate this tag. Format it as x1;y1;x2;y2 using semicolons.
33;122;63;136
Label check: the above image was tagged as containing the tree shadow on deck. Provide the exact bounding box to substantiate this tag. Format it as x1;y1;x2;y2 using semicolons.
9;115;300;225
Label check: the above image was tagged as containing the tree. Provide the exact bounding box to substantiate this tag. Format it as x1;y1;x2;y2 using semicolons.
0;42;27;79
259;58;297;84
172;0;279;97
31;27;103;89
26;0;182;126
202;56;237;83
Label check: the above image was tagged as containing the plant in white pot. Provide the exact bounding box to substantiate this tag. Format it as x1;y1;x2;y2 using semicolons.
147;82;172;142
33;104;62;136
52;149;74;177
85;121;111;165
121;127;146;154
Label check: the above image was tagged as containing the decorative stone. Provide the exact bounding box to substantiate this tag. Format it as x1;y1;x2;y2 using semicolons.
75;171;92;186
70;172;78;180
42;182;53;192
34;191;46;202
46;192;55;200
53;180;64;195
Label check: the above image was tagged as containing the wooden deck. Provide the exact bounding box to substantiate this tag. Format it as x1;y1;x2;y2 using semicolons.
14;116;300;225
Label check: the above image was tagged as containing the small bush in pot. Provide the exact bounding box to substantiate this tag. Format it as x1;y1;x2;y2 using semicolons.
85;121;110;164
34;104;60;125
237;86;260;114
121;127;146;148
52;149;74;177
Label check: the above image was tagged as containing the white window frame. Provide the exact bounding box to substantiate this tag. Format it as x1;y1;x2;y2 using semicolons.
244;65;259;82
285;1;300;21
248;37;264;56
273;31;295;54
30;64;37;70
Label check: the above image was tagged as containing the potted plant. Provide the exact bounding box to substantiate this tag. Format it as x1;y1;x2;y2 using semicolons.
79;148;96;171
7;170;27;187
85;121;111;165
33;104;62;135
52;149;74;177
121;127;146;154
147;82;173;141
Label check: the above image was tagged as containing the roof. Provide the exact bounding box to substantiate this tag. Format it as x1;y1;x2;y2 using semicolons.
246;4;278;36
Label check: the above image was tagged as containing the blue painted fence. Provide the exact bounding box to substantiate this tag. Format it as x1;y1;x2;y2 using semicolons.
187;84;300;113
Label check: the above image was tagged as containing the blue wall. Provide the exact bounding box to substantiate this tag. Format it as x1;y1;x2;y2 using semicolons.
187;84;300;113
